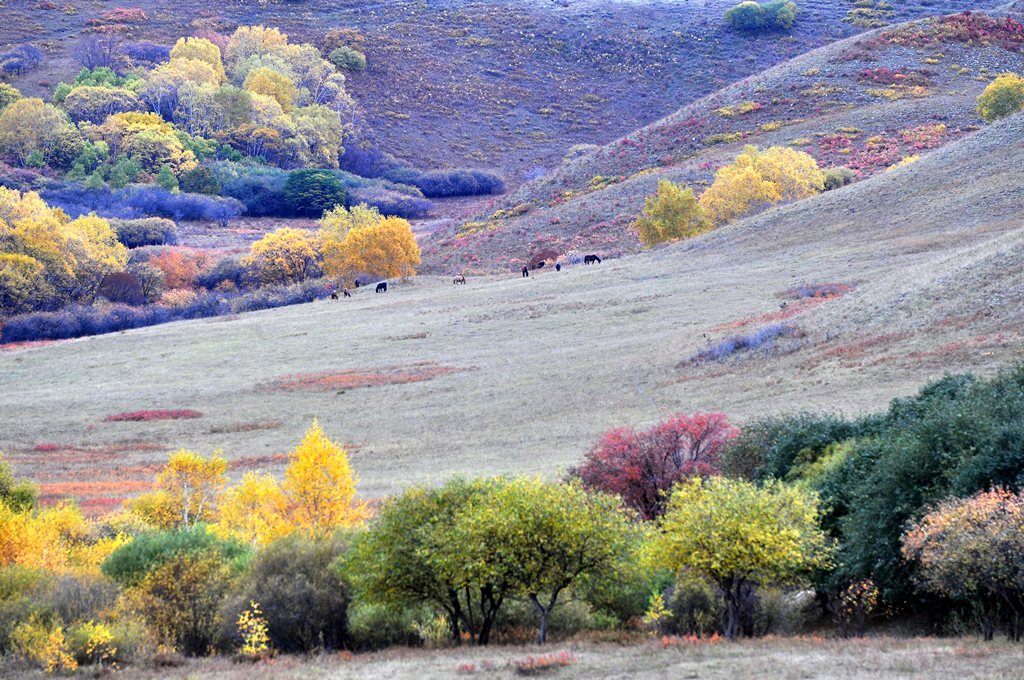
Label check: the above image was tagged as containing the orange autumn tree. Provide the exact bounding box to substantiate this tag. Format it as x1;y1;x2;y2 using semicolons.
321;213;420;282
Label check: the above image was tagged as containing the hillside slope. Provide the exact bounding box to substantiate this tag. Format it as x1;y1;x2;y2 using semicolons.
0;0;1001;184
0;112;1020;509
422;10;1024;271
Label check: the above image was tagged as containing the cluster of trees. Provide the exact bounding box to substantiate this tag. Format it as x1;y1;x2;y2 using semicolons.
977;72;1024;123
0;185;419;335
0;26;503;208
6;365;1024;671
722;364;1024;638
0;188;127;314
724;1;798;32
634;145;825;246
241;203;421;288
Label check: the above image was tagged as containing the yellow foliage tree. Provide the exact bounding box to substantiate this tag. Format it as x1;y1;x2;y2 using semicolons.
698;145;824;227
215;472;291;547
634;180;709;247
977;72;1024;123
282;420;367;535
325;215;420;282
129;450;228;529
170;37;226;83
242;226;321;286
0;501;121;574
226;25;291;66
319;203;384;277
0;188;127;312
244;67;297;113
0;98;80;167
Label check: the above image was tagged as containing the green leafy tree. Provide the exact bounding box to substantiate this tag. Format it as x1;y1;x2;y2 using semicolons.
634;180;708;247
977;73;1024;123
347;478;507;645
0;455;36;512
647;477;833;639
456;478;636;644
155;165;179;192
283;169;346;217
179;166;221;195
0;84;20;113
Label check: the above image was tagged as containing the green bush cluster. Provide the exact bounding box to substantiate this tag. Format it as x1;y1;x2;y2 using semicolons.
724;1;798;32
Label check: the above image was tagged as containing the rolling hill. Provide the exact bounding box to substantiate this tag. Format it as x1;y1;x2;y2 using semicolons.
0;0;1004;185
1;107;1020;511
420;9;1024;271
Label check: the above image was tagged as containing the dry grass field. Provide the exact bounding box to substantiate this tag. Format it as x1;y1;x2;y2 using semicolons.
1;113;1021;510
30;637;1024;680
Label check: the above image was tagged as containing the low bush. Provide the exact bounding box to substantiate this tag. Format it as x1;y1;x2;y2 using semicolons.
122;42;171;64
0;44;44;78
220;532;351;653
347;602;420;651
823;166;856;190
102;526;248;588
110;217;178;248
725;1;797;32
689;323;799;364
0;279;334;343
328;47;366;72
347;185;431;218
382;167;505;198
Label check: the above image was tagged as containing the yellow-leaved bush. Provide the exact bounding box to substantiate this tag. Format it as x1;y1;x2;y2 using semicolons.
318;205;420;283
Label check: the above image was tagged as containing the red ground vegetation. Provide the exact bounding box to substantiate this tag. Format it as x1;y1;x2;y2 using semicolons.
104;409;203;422
264;363;462;391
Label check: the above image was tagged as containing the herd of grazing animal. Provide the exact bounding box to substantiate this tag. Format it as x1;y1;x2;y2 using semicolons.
329;254;602;301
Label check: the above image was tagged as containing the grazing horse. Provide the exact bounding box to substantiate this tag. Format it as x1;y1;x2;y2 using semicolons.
453;274;466;285
584;254;602;265
343;288;352;298
330;291;338;300
375;282;388;293
555;263;562;272
521;266;529;278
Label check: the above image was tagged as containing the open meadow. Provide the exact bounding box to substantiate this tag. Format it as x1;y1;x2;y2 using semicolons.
1;113;1021;510
33;637;1024;680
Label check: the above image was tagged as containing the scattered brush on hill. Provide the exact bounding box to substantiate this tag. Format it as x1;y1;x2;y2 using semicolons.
424;9;1024;272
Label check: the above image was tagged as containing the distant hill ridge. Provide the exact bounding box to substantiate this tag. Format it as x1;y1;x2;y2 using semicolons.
420;9;1024;272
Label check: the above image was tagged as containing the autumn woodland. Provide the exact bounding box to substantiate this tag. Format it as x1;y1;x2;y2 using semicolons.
1;0;1024;677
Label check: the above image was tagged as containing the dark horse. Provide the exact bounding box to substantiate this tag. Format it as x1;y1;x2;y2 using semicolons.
584;254;602;265
522;266;529;278
330;291;338;300
453;274;466;285
375;282;388;293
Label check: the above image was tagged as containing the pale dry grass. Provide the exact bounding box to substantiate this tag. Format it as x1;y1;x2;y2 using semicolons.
51;637;1024;680
0;117;1022;502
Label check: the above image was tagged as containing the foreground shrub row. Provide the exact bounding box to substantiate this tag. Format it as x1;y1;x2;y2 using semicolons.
4;366;1024;672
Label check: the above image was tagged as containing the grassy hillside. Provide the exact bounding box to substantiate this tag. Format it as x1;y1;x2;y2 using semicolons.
0;0;1002;185
1;110;1020;511
422;10;1024;271
70;637;1024;679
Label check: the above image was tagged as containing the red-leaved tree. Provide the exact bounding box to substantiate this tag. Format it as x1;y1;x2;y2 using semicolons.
570;413;737;520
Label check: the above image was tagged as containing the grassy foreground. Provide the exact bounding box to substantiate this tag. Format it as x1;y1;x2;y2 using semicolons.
23;637;1019;680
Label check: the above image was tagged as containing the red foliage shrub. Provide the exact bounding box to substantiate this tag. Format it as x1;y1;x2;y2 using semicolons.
146;249;214;290
511;651;576;675
104;409;202;422
99;7;148;23
570;413;737;520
